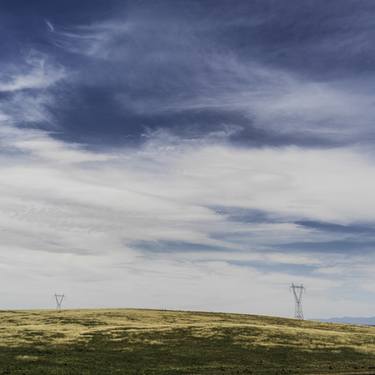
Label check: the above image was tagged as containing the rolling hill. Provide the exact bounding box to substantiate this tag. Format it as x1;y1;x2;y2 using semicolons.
1;308;375;374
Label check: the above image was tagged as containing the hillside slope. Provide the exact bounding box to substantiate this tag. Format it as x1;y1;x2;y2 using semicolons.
1;308;375;374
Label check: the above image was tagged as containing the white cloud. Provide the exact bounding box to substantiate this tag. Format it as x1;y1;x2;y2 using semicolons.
45;19;55;32
0;127;375;315
48;21;133;59
13;134;113;163
153;56;375;143
0;53;66;134
0;53;65;92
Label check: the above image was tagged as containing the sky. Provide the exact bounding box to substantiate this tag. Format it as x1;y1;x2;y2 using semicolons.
1;0;375;318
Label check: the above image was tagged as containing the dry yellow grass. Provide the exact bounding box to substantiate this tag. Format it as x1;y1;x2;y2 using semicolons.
0;308;372;349
1;308;375;374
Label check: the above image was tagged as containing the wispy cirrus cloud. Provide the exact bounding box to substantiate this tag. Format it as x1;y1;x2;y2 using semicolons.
41;8;375;149
0;53;65;92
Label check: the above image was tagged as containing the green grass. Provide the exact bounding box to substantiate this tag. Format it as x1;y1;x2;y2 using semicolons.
0;309;375;374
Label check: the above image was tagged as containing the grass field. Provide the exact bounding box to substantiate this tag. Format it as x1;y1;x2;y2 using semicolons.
0;309;375;374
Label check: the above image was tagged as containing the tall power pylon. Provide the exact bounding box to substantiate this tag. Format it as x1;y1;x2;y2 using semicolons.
290;283;305;319
54;293;65;312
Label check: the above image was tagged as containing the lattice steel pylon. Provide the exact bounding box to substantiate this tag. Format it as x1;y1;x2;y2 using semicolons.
290;283;305;320
54;293;65;312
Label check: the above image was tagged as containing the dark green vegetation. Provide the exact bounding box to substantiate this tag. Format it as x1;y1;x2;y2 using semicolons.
0;309;375;374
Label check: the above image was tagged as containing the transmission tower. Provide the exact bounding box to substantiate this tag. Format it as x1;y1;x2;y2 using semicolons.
290;283;305;320
54;293;65;312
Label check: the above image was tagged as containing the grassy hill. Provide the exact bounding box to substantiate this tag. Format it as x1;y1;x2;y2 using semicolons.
1;309;375;374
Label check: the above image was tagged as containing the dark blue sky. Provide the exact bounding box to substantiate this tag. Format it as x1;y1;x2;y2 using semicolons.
3;0;375;147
